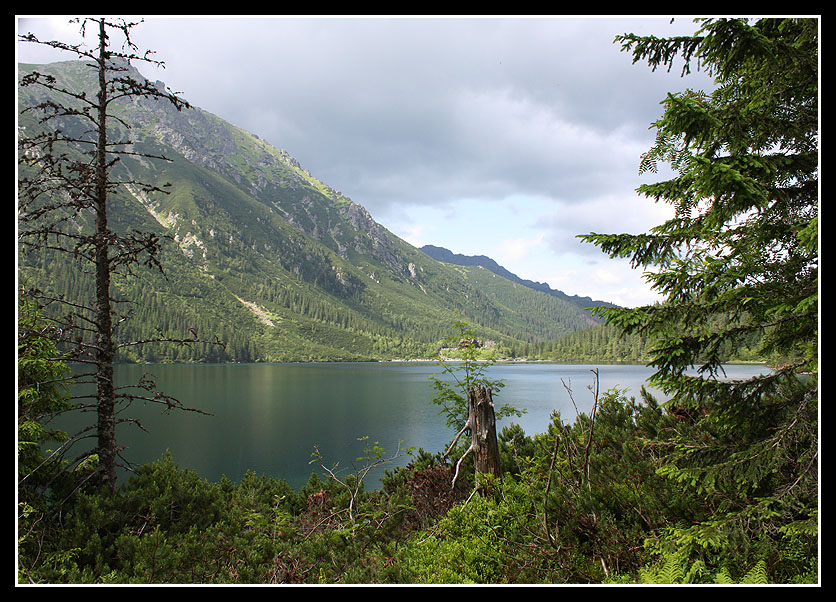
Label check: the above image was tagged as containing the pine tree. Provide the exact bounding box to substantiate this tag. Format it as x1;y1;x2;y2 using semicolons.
19;18;193;491
580;18;818;565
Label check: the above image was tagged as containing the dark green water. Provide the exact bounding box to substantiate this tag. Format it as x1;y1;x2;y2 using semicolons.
58;362;769;490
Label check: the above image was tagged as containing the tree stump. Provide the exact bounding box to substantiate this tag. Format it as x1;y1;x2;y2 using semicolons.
468;385;501;479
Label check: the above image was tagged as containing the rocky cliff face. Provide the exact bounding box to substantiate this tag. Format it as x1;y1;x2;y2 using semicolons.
124;71;410;276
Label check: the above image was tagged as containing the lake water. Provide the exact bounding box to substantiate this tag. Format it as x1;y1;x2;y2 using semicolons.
59;362;769;490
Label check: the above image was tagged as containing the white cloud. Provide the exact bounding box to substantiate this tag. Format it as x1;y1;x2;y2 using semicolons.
534;257;663;308
497;232;546;263
392;222;426;249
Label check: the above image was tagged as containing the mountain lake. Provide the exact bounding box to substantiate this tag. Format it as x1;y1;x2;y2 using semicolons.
58;361;770;490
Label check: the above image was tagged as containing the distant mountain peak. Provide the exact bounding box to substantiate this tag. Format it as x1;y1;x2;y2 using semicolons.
419;244;616;315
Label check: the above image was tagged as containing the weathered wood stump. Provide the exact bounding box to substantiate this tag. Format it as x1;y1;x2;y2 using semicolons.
468;385;501;479
447;384;502;490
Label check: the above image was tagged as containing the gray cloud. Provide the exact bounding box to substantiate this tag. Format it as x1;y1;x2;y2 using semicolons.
18;17;710;206
115;18;711;211
18;16;717;305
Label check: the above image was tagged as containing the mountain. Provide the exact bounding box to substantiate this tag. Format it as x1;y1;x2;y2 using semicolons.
17;59;603;362
419;245;616;316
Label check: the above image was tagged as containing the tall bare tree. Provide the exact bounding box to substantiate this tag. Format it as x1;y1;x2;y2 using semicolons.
18;17;197;492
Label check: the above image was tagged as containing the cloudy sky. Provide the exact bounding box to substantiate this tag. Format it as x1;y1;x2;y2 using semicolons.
17;15;718;307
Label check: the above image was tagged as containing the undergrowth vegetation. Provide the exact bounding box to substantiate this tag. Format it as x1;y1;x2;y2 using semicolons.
18;372;818;584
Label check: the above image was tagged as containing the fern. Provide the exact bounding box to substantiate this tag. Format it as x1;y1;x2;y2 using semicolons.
638;551;707;584
715;560;768;584
640;551;770;584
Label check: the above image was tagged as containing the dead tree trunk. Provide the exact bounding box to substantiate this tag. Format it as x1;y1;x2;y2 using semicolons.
93;18;118;492
469;385;501;479
449;384;502;490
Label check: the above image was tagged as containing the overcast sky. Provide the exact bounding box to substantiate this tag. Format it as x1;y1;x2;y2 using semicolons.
17;15;718;307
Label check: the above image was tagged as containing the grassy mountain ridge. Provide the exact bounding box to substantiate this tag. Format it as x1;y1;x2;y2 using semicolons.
18;59;604;362
420;244;616;317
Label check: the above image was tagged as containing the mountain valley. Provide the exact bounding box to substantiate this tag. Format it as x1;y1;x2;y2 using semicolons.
18;59;611;363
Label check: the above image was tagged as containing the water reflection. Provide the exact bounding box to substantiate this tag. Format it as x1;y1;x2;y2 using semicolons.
57;362;769;490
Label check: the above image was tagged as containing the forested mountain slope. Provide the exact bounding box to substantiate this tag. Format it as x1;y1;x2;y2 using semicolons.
420;244;615;316
17;59;603;362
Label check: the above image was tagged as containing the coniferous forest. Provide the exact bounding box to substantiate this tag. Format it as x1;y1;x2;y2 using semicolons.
17;18;818;584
